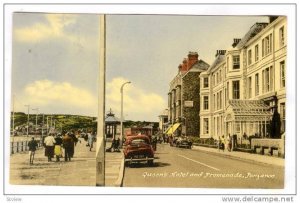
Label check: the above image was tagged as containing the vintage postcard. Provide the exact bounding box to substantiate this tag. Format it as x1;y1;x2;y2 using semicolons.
3;3;297;202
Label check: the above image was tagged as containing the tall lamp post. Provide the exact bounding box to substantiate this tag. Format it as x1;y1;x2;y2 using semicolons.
32;108;39;137
120;81;131;147
24;105;30;138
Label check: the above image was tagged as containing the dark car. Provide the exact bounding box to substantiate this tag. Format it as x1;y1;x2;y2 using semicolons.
123;135;154;166
175;137;192;149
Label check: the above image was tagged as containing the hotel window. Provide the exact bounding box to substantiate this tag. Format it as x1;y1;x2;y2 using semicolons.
216;72;219;84
233;55;240;69
262;39;265;57
232;80;240;99
280;61;285;88
248;77;252;98
263;34;272;56
203;118;209;134
255;73;259;96
266;36;270;54
213;75;215;86
224;88;227;104
248;49;252;65
235;122;241;133
270;66;273;91
216;92;219;110
255;44;259;62
214;94;216;109
226;82;229;100
265;67;270;92
279;26;285;47
203;77;209;88
220;90;223;109
203;96;209;110
262;70;265;93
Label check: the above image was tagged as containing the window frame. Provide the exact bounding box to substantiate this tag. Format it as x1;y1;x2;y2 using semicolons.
232;80;240;99
232;55;240;70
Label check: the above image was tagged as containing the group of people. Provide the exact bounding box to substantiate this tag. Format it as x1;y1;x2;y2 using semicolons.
43;131;79;162
27;130;81;164
218;134;238;152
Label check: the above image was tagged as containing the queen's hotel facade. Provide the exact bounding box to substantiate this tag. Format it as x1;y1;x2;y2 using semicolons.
199;16;286;141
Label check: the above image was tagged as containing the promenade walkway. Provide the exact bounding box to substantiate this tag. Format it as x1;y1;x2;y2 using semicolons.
192;145;284;167
10;138;96;186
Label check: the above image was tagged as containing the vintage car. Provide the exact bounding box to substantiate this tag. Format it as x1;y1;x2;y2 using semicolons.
123;135;154;166
175;137;192;149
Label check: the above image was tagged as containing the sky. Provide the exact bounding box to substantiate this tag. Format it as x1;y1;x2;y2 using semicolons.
11;13;269;121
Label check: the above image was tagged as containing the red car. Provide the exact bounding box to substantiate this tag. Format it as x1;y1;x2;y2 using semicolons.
123;135;154;166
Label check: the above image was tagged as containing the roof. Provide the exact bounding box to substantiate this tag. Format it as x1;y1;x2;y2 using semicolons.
159;109;169;116
105;114;120;123
182;60;209;78
190;60;210;71
236;23;269;49
225;100;272;122
208;54;225;72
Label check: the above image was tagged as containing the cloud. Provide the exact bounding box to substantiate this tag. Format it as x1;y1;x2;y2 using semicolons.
14;14;77;43
16;80;97;116
106;77;166;121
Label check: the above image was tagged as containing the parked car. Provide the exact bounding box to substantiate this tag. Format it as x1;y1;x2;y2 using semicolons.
175;137;192;149
123;135;154;166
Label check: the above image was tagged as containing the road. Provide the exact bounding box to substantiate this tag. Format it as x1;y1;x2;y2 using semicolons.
123;143;284;188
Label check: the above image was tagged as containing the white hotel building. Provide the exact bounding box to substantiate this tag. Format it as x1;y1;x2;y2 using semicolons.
199;16;286;140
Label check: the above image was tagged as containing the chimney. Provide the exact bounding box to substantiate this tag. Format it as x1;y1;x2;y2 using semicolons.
182;58;188;71
178;64;182;73
232;38;241;48
187;51;199;70
215;50;227;57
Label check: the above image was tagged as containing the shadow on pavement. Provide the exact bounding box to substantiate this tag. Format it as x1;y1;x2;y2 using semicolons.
126;161;171;168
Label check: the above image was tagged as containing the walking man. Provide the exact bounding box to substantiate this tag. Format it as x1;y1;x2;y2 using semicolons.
62;133;73;161
44;133;56;162
28;136;38;165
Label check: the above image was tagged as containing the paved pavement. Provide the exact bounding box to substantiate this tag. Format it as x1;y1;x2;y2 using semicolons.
10;138;96;186
104;141;124;187
192;145;284;167
10;139;283;187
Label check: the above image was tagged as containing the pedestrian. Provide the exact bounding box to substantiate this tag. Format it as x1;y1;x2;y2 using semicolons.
169;135;173;147
54;134;63;162
227;134;232;152
44;133;56;162
220;135;225;152
28;136;38;165
62;133;73;161
87;131;95;151
68;131;77;157
152;136;157;151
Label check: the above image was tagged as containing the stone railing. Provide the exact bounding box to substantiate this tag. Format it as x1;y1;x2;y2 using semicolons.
251;138;284;157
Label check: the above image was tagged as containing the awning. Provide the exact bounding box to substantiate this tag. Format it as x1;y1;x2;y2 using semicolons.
166;123;181;135
164;125;172;134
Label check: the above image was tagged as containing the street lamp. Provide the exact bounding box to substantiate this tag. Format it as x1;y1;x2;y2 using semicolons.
24;105;30;138
32;108;39;137
120;81;131;147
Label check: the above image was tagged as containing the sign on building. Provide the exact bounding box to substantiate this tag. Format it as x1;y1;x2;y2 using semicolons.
184;101;194;107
